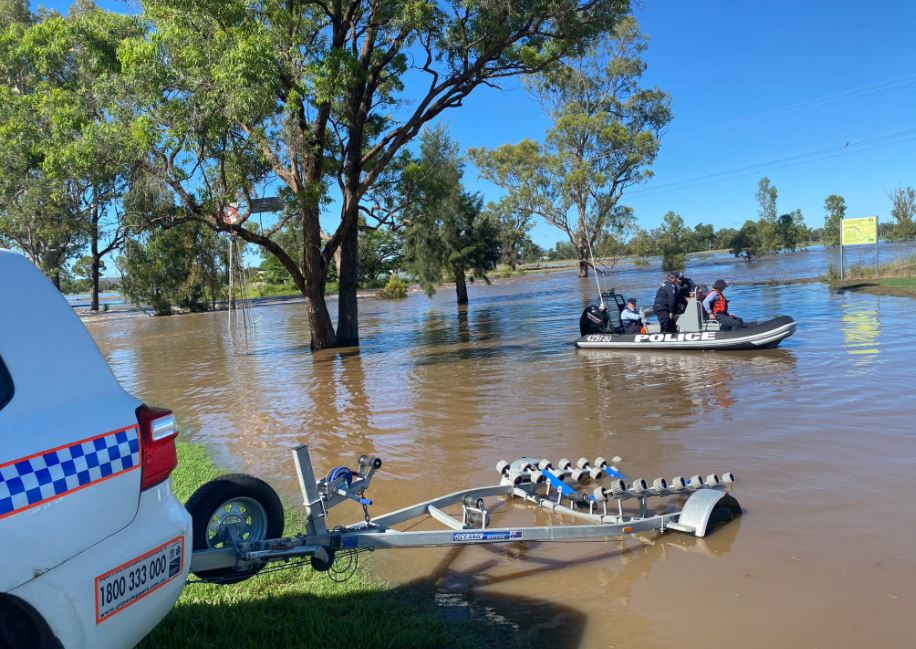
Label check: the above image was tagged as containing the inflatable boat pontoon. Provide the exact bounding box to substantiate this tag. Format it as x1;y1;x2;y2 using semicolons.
576;291;796;351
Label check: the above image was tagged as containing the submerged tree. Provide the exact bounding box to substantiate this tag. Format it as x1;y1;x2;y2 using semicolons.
888;186;916;241
471;16;671;277
121;0;627;349
755;177;779;254
655;210;688;271
119;222;225;315
403;127;499;304
484;198;534;271
823;194;846;247
730;220;762;262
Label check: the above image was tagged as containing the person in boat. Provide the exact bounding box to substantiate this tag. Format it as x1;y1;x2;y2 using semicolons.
620;297;644;334
672;272;696;314
703;279;745;330
653;272;679;333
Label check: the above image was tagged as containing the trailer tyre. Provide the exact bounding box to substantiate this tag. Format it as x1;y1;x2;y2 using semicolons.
186;474;285;584
703;502;735;536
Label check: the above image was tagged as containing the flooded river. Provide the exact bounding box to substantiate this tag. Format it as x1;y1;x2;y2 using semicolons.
86;246;916;648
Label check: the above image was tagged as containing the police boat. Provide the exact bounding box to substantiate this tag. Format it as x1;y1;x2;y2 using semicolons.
576;291;796;351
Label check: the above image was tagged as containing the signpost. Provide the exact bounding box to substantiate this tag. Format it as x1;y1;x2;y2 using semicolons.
839;216;879;280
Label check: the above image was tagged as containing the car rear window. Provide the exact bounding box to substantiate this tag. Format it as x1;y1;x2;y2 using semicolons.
0;356;13;411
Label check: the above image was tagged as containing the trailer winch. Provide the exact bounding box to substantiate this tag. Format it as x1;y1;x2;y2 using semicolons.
186;446;741;584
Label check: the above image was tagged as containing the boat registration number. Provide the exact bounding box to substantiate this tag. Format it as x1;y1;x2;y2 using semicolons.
95;536;185;623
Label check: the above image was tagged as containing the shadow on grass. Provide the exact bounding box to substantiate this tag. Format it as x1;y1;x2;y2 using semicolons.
140;569;585;649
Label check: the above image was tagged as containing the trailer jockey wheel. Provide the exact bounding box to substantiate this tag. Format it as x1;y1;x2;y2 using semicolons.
185;474;285;584
310;548;336;572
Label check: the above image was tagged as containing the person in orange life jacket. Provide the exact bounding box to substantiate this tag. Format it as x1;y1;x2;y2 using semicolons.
702;279;744;330
653;272;679;333
620;297;644;334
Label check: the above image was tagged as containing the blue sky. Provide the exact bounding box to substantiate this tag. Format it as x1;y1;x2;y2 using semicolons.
34;1;916;248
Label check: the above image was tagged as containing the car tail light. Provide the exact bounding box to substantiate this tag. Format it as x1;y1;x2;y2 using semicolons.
136;404;179;490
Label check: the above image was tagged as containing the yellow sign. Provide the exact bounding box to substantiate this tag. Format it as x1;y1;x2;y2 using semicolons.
841;216;877;246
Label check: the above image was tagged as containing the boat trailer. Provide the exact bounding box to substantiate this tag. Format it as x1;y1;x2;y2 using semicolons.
187;446;741;584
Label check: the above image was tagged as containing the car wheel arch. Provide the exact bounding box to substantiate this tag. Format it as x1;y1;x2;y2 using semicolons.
0;594;63;649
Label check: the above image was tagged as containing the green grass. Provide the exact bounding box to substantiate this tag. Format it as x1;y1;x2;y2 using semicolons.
141;443;497;649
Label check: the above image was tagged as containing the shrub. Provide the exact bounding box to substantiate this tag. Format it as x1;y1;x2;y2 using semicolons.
378;274;407;299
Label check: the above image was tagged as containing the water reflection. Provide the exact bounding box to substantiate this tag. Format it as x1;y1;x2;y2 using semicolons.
840;297;881;364
578;349;797;423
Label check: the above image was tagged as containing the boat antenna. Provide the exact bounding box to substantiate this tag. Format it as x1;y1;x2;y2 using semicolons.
583;222;607;310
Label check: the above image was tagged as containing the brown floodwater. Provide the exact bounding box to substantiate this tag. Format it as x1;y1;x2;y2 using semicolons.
85;247;916;648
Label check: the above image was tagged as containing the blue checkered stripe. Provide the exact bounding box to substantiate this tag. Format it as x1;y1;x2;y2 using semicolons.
0;427;140;518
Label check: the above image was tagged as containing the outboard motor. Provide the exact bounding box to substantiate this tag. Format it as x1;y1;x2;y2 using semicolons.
579;304;609;336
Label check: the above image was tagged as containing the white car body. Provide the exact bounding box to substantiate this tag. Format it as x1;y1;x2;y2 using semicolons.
0;250;191;648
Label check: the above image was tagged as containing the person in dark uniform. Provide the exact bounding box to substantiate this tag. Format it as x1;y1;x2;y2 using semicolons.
674;272;696;314
653;272;679;333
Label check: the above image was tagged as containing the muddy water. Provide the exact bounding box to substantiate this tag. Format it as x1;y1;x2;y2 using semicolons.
86;249;916;649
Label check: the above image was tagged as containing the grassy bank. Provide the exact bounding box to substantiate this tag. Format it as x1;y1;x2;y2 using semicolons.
828;255;916;298
141;442;498;649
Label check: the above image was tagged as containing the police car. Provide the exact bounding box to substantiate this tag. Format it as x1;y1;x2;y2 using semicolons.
0;250;191;648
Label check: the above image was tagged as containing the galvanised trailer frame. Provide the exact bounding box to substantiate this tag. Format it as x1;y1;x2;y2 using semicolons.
189;446;741;581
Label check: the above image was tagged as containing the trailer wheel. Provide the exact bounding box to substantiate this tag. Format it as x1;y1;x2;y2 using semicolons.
703;502;736;536
186;474;285;584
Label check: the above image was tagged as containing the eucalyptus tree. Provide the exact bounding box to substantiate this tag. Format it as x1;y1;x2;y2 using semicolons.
122;0;627;349
484;197;534;271
470;16;670;277
0;2;146;302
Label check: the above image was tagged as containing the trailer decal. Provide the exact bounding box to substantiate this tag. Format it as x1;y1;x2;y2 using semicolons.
453;530;523;542
0;425;140;520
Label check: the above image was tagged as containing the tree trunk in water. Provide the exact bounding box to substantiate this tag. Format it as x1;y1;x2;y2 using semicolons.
336;224;360;347
577;249;589;278
301;206;337;350
454;266;469;304
575;235;590;277
90;229;100;312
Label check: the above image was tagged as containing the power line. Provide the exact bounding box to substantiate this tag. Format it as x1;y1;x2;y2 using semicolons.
670;72;916;141
625;127;916;199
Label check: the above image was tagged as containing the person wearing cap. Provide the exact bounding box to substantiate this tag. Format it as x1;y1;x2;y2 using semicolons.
703;279;744;330
620;297;644;334
673;272;696;314
653;272;679;333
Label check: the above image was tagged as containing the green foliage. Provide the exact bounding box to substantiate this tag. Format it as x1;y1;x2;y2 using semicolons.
403;127;500;301
656;211;688;271
888;186;916;241
119;222;226;315
547;240;577;260
823;194;846;247
484;197;534;270
358;221;403;286
692;223;717;250
730;220;761;261
470;15;671;275
0;3;145;294
378;274;407;299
